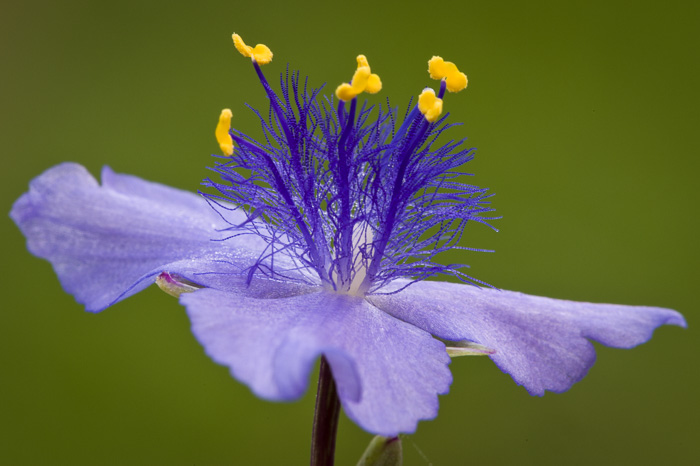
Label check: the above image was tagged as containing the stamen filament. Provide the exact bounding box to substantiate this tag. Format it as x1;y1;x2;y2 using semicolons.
336;100;346;127
438;79;447;99
336;97;358;289
252;61;296;153
262;149;331;283
231;128;331;283
393;104;421;142
359;116;431;293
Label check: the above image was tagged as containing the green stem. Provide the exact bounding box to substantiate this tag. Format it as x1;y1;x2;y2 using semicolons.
310;356;341;466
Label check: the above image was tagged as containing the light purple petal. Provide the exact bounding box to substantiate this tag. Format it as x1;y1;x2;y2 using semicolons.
181;288;452;435
10;163;268;311
370;280;686;396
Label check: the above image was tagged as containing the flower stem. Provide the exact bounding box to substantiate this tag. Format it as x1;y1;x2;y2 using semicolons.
310;356;341;466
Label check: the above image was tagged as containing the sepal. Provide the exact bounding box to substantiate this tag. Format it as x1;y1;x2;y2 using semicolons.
156;272;203;297
357;436;402;466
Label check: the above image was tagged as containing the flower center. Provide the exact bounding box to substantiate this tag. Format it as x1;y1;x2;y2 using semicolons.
204;34;496;296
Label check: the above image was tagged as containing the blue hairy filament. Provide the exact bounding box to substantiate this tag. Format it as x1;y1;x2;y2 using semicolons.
202;61;497;295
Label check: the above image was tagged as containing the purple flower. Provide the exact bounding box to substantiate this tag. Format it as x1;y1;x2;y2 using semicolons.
9;35;685;437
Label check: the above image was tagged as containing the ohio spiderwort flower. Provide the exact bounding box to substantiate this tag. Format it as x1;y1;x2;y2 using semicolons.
10;33;686;437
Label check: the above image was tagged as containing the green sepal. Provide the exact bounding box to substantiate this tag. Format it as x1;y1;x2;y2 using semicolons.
357;435;402;466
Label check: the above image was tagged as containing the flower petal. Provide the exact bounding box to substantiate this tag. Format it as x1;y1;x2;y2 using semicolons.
370;280;686;396
180;288;452;435
10;163;268;311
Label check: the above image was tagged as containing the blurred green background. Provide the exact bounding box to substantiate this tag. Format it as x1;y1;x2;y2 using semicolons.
2;0;697;464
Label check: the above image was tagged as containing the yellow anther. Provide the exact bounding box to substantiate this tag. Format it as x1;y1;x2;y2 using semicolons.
352;66;371;90
357;54;370;68
428;56;468;93
418;88;443;123
232;33;251;56
251;44;273;64
231;33;273;65
215;109;234;156
335;83;358;102
335;55;382;102
365;74;382;94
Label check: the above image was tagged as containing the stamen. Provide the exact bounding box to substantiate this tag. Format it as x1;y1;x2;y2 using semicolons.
357;55;382;94
335;55;382;102
418;88;443;122
428;56;467;93
231;33;273;64
215;109;234;156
